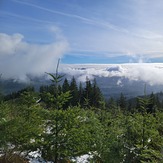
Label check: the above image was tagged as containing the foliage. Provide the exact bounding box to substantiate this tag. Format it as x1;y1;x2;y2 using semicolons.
38;107;104;162
95;96;163;163
0;102;45;162
40;76;104;109
0;64;163;163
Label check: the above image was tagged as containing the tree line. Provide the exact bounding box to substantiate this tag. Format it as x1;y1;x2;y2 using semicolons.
3;76;104;109
3;78;163;114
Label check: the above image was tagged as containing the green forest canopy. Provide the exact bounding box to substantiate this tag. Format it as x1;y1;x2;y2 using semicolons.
0;70;163;163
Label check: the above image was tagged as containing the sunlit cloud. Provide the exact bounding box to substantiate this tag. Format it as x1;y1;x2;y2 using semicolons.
61;64;163;85
0;30;69;81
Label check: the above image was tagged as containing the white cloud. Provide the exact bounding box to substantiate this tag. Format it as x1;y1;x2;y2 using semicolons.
0;32;69;81
0;33;24;56
125;64;163;85
8;0;163;60
61;64;163;86
69;0;163;60
117;79;123;87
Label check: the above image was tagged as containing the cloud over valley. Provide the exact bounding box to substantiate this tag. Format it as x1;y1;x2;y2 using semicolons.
61;64;163;86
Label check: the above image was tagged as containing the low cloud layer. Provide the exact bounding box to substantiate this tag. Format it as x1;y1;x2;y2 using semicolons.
61;64;163;86
0;32;69;81
1;32;163;86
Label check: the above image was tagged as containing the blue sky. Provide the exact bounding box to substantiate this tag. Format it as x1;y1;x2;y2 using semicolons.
1;0;163;79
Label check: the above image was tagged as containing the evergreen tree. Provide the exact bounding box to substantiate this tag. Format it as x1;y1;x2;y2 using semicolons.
0;102;45;162
62;78;70;93
40;107;104;162
155;94;161;109
83;77;92;108
92;78;103;108
146;92;157;113
69;76;79;106
61;78;70;109
45;65;71;110
41;59;71;162
118;92;127;111
78;82;84;105
20;87;38;107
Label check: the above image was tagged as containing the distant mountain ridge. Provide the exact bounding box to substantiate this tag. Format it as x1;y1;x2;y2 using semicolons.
61;63;163;99
1;63;163;99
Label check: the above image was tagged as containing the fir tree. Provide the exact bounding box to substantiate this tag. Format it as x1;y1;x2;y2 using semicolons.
69;76;79;106
78;82;84;105
62;78;70;93
83;77;92;108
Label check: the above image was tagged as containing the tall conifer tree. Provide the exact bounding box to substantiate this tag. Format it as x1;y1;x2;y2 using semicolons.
69;76;79;106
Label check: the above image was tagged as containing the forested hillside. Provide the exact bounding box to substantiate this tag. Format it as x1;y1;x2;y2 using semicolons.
0;68;163;163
